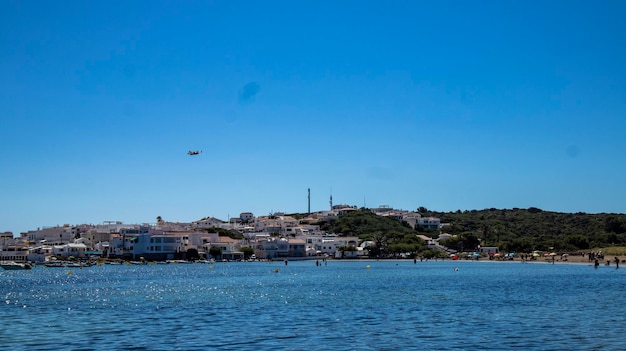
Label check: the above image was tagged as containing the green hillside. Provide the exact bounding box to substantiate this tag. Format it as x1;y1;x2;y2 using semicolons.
308;207;626;255
431;207;626;252
314;209;426;257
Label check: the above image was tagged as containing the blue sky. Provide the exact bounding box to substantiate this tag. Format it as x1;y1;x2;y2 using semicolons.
2;0;625;235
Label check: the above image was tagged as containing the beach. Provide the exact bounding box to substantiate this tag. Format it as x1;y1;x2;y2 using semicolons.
518;252;622;267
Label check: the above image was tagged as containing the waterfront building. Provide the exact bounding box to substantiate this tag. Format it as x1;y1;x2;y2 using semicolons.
1;245;29;262
288;238;306;258
27;245;51;262
180;232;219;255
107;226;187;260
298;234;359;257
134;233;182;261
203;236;243;260
52;242;88;258
254;236;290;259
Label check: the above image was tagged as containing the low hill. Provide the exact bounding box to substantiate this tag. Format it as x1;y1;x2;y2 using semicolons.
309;207;626;253
430;207;626;252
314;210;426;257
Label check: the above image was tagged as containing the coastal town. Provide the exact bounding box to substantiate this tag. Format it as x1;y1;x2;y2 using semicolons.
1;201;446;267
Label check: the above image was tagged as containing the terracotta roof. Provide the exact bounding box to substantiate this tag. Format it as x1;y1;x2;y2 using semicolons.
215;236;239;243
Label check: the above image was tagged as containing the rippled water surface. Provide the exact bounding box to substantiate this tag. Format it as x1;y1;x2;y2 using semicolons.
1;260;625;350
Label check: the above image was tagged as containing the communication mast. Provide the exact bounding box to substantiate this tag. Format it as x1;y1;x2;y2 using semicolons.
329;188;333;210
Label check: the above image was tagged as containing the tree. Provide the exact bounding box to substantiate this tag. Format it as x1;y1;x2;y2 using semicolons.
605;215;626;234
209;246;222;259
338;245;357;258
369;232;388;258
459;232;481;251
387;243;419;258
564;234;590;250
239;247;254;259
186;248;200;261
422;249;441;259
504;237;533;253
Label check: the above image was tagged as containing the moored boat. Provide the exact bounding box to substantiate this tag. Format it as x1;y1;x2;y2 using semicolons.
43;261;94;268
1;261;32;270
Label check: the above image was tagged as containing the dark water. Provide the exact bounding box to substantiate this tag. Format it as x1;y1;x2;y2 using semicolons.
1;260;624;350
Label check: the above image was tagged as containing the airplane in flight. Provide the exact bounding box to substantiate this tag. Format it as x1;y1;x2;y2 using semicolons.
187;150;202;156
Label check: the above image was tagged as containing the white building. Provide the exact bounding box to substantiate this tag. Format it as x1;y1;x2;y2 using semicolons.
298;234;359;257
239;212;254;222
402;212;441;230
203;236;243;260
418;217;441;229
132;234;182;260
193;217;226;229
183;232;220;250
1;245;29;262
52;243;88;258
254;237;290;259
23;225;78;245
252;215;299;234
109;226;184;260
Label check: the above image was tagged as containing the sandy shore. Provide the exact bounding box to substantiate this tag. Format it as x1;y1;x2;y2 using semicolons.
518;253;622;266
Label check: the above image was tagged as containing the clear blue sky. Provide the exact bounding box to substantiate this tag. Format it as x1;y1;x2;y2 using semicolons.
2;0;625;235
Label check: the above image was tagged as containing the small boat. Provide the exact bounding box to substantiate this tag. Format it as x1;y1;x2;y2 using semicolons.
166;259;193;264
1;261;32;270
43;261;94;268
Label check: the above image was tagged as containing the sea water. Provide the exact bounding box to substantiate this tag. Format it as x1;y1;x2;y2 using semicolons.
1;260;624;350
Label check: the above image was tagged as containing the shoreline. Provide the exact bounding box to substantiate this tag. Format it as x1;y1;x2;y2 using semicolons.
330;254;623;267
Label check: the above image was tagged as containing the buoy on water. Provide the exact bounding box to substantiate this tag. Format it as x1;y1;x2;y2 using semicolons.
365;265;371;269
